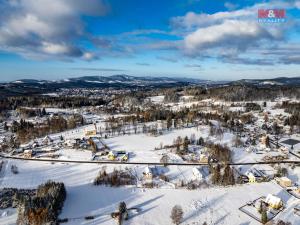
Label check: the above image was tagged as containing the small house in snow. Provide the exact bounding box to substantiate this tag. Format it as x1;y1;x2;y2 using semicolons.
278;177;292;187
265;194;283;210
244;166;271;183
108;151;117;160
143;166;154;179
245;171;256;183
23;149;33;158
120;153;129;162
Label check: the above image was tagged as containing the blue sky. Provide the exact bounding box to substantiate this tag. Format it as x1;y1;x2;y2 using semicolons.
0;0;300;81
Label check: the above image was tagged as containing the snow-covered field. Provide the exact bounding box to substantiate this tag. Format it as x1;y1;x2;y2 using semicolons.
103;127;207;162
102;125;237;163
60;183;295;225
2;156;300;225
0;159;299;225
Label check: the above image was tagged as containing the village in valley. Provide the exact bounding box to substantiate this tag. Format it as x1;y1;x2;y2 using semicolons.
2;0;300;224
0;78;300;225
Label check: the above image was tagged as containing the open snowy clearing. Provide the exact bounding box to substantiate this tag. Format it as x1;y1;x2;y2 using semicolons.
59;182;298;225
102;126;236;163
0;159;299;225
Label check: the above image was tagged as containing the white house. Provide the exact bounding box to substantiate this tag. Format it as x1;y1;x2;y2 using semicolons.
143;166;154;179
265;194;283;210
245;171;256;183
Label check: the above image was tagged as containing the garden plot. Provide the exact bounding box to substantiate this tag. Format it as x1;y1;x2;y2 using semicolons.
239;196;285;223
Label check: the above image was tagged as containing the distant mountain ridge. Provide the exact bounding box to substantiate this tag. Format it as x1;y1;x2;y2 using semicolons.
0;75;211;97
10;74;209;85
0;75;299;97
231;77;300;86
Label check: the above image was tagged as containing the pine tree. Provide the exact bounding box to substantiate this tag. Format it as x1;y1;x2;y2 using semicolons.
4;122;8;131
261;208;268;224
42;108;46;116
183;136;189;153
222;165;235;185
211;164;221;185
265;136;270;147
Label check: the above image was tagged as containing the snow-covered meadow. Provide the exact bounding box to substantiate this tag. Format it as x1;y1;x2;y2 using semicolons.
1;158;299;225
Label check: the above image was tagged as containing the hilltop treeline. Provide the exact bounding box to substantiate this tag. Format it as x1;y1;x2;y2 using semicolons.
185;85;300;101
108;106;241;127
0;96;106;112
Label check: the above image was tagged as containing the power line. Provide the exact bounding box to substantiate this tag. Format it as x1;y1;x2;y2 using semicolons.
1;154;299;166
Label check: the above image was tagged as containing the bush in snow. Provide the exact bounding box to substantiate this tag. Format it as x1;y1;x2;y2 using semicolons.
93;168;136;186
11;165;18;174
170;205;183;225
276;220;292;225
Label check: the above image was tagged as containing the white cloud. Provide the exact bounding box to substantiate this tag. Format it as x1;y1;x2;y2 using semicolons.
6;14;52;38
82;52;98;61
295;0;300;9
184;20;278;54
42;42;71;55
171;8;254;29
172;1;297;29
171;0;299;64
0;0;109;60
